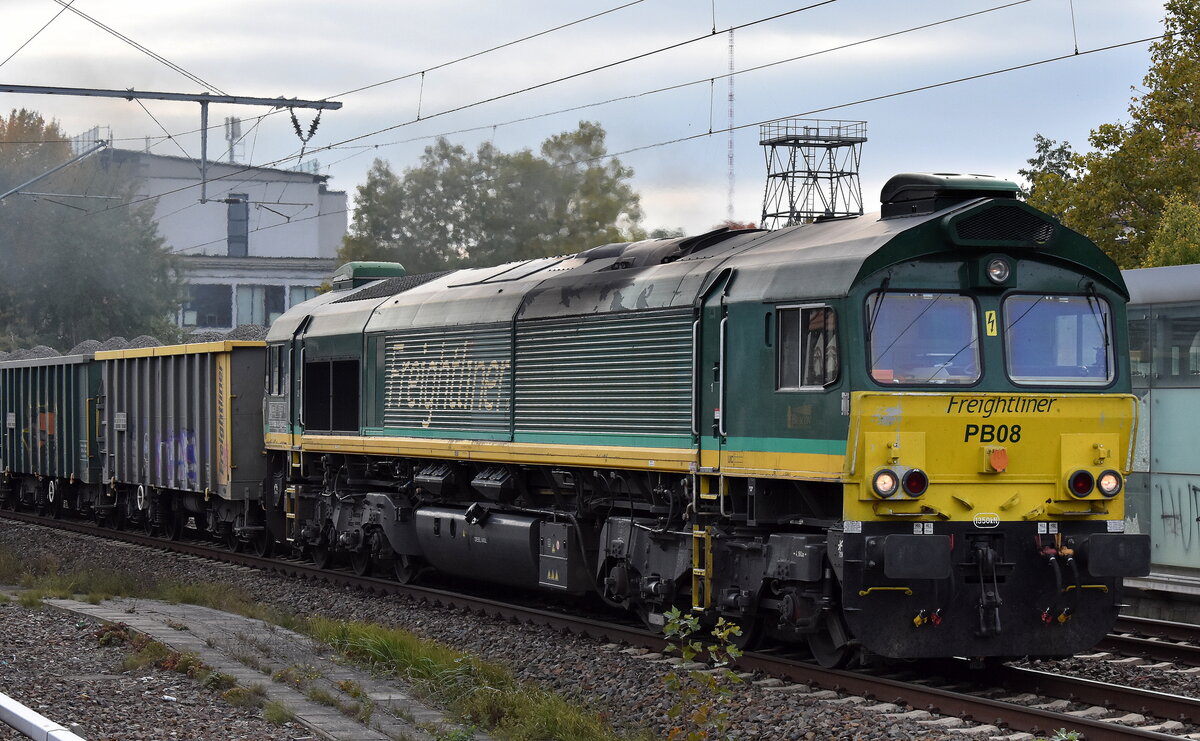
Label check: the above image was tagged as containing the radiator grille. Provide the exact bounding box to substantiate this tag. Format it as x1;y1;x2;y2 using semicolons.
383;325;511;433
333;271;452;304
955;206;1054;244
515;308;693;435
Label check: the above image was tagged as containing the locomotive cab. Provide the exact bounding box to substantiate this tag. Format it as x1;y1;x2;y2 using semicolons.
827;174;1150;661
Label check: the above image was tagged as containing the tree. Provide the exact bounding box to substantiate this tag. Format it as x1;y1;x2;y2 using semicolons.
714;219;757;231
1025;0;1200;268
1142;194;1200;267
339;121;646;271
1017;134;1076;198
0;109;183;351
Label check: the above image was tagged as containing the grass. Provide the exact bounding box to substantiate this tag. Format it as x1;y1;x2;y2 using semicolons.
262;700;296;725
308;618;632;741
0;544;638;740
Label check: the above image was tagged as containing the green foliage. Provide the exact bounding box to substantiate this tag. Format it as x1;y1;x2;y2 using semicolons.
1038;730;1081;741
339;121;645;271
1017;134;1076;198
1142;194;1200;266
222;686;266;708
262;700;296;725
307;617;628;740
0;109;184;351
1024;0;1200;268
660;606;744;741
0;546;24;584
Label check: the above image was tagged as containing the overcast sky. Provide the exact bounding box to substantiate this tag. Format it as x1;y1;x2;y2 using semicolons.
0;0;1169;236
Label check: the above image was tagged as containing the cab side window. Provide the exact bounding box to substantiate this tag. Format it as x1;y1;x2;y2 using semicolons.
777;306;838;389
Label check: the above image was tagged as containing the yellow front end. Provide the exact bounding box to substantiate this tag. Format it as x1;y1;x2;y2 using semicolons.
846;391;1137;523
836;391;1146;659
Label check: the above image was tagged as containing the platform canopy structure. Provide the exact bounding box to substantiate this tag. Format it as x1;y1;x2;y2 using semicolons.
759;119;866;229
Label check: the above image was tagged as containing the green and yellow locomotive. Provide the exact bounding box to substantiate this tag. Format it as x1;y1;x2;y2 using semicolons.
2;171;1145;665
257;173;1148;665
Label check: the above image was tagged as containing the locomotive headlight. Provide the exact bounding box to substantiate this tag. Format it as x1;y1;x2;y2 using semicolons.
872;469;900;498
902;468;929;497
986;258;1011;284
1097;470;1123;497
1067;469;1095;498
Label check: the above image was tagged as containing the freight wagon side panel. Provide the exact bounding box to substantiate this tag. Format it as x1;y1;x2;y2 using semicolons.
0;356;101;484
97;342;267;500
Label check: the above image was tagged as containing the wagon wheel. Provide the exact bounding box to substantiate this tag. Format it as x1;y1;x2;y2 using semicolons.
393;554;424;584
224;528;244;552
350;550;372;577
46;480;63;519
163;509;184;541
92;498;109;527
110;492;127;531
137;487;156;534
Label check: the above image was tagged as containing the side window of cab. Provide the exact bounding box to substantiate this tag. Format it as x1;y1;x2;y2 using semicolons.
777;306;839;390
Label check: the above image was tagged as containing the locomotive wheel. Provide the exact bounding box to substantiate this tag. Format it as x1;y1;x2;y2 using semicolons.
350;551;372;577
393;555;423;584
311;545;334;570
729;616;764;651
253;528;274;558
808;609;853;669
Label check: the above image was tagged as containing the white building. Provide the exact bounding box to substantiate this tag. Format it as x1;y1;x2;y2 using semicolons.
105;149;345;331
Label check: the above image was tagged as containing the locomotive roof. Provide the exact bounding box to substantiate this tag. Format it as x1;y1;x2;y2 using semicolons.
270;194;1125;340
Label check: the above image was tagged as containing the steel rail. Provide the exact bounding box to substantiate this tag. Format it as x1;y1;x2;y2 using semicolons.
1;509;1195;740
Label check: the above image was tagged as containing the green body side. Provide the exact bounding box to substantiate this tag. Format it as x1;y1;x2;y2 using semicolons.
267;193;1129;461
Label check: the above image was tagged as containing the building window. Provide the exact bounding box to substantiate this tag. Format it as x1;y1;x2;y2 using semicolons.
777;306;839;389
289;285;319;307
236;285;286;326
182;284;233;328
227;193;249;257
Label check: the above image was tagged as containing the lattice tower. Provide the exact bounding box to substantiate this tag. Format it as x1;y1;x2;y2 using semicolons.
760;119;866;229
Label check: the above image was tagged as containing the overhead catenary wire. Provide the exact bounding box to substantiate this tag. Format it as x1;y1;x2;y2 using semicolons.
286;0;1037;164
155;29;1167;255
0;0;75;71
1;2;659;157
331;0;648;100
135;99;198;166
310;0;841;152
48;0;225;95
50;0;846;227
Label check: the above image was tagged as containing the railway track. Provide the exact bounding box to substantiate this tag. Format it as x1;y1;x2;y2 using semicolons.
1100;616;1200;667
4;508;1200;740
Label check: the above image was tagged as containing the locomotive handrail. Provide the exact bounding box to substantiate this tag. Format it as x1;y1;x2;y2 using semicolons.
690;320;699;436
718;316;728;438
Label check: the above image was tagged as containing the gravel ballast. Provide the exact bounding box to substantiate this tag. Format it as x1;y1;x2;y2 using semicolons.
3;520;1181;740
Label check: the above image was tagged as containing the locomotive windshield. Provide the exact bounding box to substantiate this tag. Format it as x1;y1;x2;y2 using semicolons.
1004;294;1113;385
866;292;980;385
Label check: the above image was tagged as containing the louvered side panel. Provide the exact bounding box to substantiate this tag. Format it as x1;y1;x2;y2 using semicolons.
515;309;694;435
382;325;512;434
